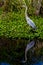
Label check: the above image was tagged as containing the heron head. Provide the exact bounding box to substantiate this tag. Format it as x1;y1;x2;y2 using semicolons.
22;5;26;8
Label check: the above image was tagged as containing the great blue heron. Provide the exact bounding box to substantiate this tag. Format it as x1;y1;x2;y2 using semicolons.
22;5;36;30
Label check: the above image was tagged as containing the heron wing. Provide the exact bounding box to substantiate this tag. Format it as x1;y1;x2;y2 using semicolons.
26;16;36;28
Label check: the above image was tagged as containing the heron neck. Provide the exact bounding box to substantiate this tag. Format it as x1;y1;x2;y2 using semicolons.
25;6;28;17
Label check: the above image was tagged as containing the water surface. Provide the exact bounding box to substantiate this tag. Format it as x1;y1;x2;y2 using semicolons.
0;38;43;65
0;62;10;65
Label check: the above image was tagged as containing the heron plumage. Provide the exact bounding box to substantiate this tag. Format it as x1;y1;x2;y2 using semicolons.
25;5;36;30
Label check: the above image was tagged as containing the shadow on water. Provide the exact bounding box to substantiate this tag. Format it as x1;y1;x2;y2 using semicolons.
0;38;43;65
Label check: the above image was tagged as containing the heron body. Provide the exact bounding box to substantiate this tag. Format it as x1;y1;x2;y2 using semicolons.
26;15;36;29
25;5;36;30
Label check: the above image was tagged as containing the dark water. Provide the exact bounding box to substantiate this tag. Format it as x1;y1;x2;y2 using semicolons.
0;59;43;65
21;55;43;65
33;61;43;65
0;38;43;65
0;62;10;65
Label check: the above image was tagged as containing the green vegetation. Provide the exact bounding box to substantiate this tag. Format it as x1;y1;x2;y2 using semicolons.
0;0;43;40
0;8;43;39
2;0;24;12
